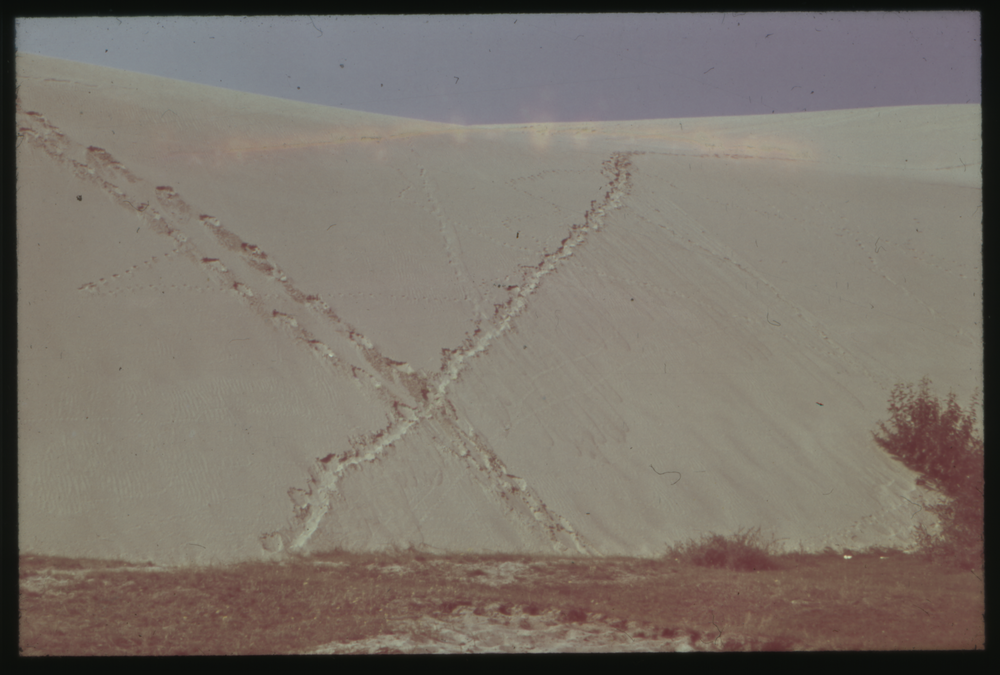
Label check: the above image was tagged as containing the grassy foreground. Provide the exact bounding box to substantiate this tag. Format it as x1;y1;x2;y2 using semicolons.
19;534;984;654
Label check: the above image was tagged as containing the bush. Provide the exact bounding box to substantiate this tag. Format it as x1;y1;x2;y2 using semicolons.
872;378;983;570
666;526;782;572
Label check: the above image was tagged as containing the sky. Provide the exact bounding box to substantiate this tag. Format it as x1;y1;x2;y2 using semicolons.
15;12;980;125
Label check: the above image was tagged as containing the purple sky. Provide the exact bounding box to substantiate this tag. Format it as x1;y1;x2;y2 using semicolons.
16;13;980;125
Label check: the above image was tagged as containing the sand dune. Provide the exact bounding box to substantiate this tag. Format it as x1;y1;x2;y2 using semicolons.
17;53;981;565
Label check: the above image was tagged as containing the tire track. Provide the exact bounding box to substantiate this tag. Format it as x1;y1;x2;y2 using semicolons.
271;152;638;556
19;101;631;557
18;105;408;440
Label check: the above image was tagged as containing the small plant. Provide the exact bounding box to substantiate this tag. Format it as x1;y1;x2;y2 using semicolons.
872;377;984;571
665;526;783;572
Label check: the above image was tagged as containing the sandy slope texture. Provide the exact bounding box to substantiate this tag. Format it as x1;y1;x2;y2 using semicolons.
17;53;981;565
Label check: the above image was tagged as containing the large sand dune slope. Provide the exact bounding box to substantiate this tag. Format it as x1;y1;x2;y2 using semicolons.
17;53;981;565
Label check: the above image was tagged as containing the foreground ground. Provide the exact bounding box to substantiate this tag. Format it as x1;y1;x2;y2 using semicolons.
19;548;983;655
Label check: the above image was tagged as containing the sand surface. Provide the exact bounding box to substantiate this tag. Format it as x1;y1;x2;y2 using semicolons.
304;603;707;654
17;53;981;566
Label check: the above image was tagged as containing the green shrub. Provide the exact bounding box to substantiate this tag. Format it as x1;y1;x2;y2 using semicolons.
872;378;983;570
666;526;782;572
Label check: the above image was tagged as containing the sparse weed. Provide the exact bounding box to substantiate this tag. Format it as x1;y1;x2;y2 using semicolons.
665;526;783;572
19;513;985;653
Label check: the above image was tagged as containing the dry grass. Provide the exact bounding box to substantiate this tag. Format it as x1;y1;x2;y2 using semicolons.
19;538;984;655
665;525;783;572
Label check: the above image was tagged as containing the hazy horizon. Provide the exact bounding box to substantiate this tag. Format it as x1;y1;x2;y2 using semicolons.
15;12;981;125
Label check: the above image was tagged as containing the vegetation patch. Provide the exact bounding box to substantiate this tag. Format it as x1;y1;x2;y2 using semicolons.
665;526;783;572
17;377;984;654
872;377;984;571
20;545;982;654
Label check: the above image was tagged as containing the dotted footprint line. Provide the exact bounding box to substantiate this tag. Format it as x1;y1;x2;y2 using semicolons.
416;164;486;319
18;104;427;495
22;102;603;557
77;250;189;294
18;108;206;296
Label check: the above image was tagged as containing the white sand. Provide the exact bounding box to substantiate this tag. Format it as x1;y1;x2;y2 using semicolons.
17;53;981;566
